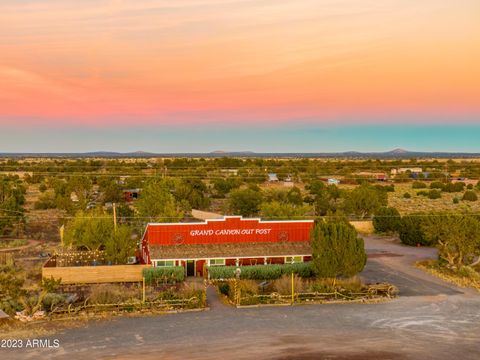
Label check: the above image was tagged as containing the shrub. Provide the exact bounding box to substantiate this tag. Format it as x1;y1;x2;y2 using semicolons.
453;197;460;204
218;282;230;296
412;182;427;189
143;266;185;285
0;265;25;315
403;192;411;199
399;215;430;246
457;266;480;281
462;191;478;202
373;207;401;233
430;181;445;190
443;182;465;193
428;190;442;199
42;293;66;311
467;184;474;190
208;262;315;280
34;192;57;210
375;184;394;193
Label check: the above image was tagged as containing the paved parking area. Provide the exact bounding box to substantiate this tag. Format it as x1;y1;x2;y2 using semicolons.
3;235;479;360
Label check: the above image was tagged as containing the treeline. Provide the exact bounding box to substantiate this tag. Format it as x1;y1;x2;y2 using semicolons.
373;209;480;270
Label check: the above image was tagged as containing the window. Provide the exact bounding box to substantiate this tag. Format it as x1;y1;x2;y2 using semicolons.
209;259;225;266
155;260;175;267
285;256;303;264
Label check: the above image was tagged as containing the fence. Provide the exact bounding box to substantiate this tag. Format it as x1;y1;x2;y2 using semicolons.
42;264;150;284
211;279;397;307
49;297;202;316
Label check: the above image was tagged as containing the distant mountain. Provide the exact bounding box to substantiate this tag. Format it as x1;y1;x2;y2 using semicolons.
1;149;479;159
209;150;255;155
387;148;409;155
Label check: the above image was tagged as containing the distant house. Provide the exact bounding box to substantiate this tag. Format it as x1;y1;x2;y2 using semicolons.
220;169;239;176
123;189;141;202
327;178;340;185
267;173;279;182
391;168;423;176
355;172;388;181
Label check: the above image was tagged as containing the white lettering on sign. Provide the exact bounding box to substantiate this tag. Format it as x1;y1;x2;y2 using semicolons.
189;229;272;236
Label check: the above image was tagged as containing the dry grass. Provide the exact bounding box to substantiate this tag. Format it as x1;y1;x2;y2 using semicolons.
416;260;480;291
238;279;259;295
89;284;141;304
272;275;307;295
388;183;480;215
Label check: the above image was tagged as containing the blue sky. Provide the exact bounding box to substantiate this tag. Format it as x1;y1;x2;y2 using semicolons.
1;124;479;153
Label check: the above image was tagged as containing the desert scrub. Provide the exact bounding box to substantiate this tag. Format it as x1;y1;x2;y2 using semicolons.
88;284;140;304
309;276;364;294
273;275;306;295
416;260;480;291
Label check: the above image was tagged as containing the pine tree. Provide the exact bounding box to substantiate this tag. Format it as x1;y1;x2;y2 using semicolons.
311;220;367;278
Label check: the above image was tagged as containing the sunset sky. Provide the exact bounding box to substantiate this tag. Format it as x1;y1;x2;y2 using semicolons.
1;0;479;152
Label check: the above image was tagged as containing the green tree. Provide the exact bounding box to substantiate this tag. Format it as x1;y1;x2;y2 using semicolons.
373;207;401;233
422;214;480;269
343;184;386;219
67;176;92;209
64;211;136;263
398;214;430;246
286;186;303;205
136;179;180;222
310;220;367;278
212;178;241;197
99;179;123;203
229;188;263;217
173;179;210;210
0;176;26;235
64;210;113;251
260;201;312;220
104;225;136;265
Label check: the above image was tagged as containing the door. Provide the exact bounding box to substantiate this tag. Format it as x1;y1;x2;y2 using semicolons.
186;260;195;277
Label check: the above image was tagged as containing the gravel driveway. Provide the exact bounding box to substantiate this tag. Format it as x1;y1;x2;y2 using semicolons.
3;235;479;360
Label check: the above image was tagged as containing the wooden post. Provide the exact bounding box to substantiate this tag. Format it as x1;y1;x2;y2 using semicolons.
291;271;294;305
113;202;117;232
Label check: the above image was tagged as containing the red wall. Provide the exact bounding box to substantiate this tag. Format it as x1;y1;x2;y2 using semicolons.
144;216;313;246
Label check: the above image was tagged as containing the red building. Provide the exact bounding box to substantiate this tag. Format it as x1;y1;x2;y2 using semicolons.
140;216;314;277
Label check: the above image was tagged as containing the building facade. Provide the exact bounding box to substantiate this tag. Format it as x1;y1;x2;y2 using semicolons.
140;216;314;277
